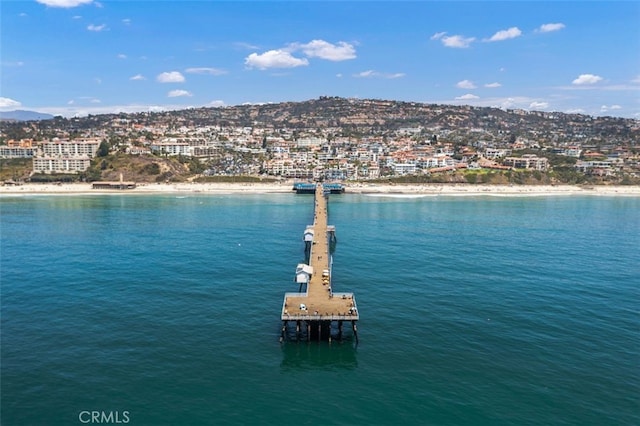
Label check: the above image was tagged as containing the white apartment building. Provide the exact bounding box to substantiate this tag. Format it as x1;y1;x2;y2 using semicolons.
484;148;511;159
150;142;191;156
33;156;92;174
393;163;417;175
265;159;313;178
417;156;455;169
0;146;35;158
32;139;101;174
295;137;324;149
503;155;549;171
40;139;100;157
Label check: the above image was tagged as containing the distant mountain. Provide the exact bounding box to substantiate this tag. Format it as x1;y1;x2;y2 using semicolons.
0;110;54;121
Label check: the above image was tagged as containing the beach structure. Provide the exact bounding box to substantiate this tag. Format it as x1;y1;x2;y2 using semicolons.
92;173;136;190
293;182;345;194
281;183;358;343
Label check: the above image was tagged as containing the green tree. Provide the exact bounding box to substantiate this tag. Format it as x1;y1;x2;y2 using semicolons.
97;140;110;157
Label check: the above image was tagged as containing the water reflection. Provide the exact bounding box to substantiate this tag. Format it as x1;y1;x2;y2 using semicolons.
280;342;358;371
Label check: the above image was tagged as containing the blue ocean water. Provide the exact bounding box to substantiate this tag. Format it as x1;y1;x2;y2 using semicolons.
1;193;638;425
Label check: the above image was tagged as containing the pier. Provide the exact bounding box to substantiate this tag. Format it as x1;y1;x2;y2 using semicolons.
281;183;358;343
293;182;345;194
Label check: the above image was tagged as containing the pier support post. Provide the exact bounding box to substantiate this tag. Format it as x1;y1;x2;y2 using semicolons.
296;321;301;341
318;321;322;342
328;321;332;344
280;321;287;343
338;320;343;341
352;321;359;345
306;321;311;342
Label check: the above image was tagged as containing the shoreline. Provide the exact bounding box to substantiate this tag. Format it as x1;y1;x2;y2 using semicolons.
1;182;639;197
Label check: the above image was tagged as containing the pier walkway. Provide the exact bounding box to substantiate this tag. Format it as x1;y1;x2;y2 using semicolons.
280;184;358;341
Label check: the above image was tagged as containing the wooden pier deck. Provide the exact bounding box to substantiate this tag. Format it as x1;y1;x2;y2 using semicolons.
281;184;358;323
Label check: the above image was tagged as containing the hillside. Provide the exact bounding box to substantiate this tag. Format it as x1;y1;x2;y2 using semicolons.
86;153;193;183
2;97;638;145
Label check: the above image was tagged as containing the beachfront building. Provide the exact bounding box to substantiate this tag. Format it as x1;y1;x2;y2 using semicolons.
1;139;36;158
33;156;92;174
31;139;101;174
0;146;36;159
393;162;417;175
265;159;314;179
575;160;614;177
503;155;549;171
40;139;100;157
417;156;456;169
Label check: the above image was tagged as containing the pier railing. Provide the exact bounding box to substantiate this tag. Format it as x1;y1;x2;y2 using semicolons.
281;292;358;320
281;313;360;321
283;292;308;298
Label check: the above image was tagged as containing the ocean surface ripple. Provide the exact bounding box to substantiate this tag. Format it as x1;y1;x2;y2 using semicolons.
1;194;638;425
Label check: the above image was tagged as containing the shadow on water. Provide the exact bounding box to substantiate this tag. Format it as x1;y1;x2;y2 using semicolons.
280;342;358;371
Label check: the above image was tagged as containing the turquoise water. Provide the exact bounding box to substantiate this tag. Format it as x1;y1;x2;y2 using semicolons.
1;193;638;425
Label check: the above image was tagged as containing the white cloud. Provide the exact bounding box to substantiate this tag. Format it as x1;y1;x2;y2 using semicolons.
456;80;476;89
432;32;475;48
87;23;107;32
0;97;22;109
353;70;405;79
94;78;102;85
486;27;522;42
117;54;127;59
455;94;479;100
632;75;640;84
157;71;186;83
122;18;131;25
168;90;192;98
485;82;502;88
185;67;227;76
496;97;526;109
90;99;101;104
244;50;309;70
294;40;356;61
355;70;375;78
130;74;145;81
572;74;603;85
565;108;586;114
29;103;198;117
529;101;549;110
336;73;343;78
36;0;92;7
538;23;565;33
207;100;226;107
234;42;260;50
445;35;475;48
601;104;622;113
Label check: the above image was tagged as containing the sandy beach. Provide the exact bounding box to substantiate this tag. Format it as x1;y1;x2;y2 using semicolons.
1;181;639;196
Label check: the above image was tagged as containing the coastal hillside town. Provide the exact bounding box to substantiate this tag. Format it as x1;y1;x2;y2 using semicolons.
1;97;638;185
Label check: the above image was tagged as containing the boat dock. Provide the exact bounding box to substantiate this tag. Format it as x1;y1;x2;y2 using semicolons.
280;183;358;343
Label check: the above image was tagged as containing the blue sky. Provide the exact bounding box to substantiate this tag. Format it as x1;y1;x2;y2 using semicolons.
1;1;639;118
